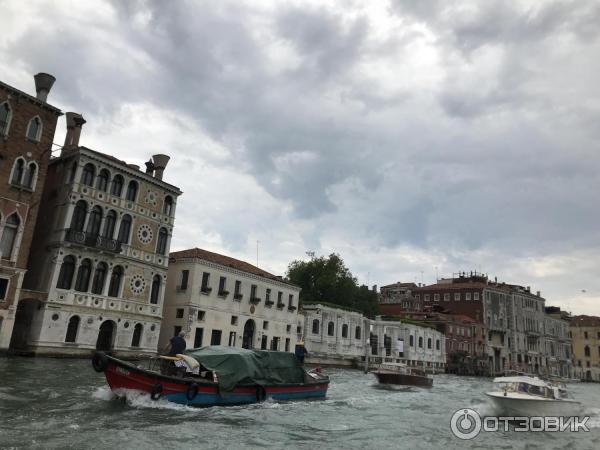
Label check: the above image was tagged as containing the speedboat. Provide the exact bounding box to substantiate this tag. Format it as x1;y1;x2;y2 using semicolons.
485;376;581;416
92;345;329;407
372;362;433;388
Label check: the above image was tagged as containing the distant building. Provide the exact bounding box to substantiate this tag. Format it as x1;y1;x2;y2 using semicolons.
160;248;301;353
12;115;182;357
0;74;62;351
301;303;446;370
543;307;572;378
570;315;600;382
379;282;421;311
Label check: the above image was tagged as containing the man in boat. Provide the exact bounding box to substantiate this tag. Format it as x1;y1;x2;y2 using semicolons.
295;341;308;365
164;331;187;356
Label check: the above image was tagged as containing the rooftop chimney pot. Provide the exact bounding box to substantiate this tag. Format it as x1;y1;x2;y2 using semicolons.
152;154;170;180
145;159;155;175
62;112;86;155
34;73;56;102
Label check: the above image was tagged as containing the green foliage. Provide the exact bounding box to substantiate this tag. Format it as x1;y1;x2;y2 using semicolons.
286;253;380;318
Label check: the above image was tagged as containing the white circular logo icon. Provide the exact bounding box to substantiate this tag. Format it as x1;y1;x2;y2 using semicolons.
450;408;481;440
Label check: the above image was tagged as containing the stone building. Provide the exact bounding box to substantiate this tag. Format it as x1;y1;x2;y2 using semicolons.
0;74;62;351
301;303;368;366
301;303;446;370
570;315;600;382
379;282;422;311
160;248;301;353
543;307;572;378
12;115;182;357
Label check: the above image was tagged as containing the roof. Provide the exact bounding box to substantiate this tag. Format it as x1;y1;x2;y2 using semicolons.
493;376;548;387
414;282;490;291
381;282;418;289
170;247;298;288
0;79;62;115
570;315;600;327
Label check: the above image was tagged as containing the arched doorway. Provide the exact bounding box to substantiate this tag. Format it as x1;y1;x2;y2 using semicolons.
242;319;255;349
96;320;116;352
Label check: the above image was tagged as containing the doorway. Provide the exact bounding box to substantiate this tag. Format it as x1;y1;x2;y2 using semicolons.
96;320;116;352
242;319;255;349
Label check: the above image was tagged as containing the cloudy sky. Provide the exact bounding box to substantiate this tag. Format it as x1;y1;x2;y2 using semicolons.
2;0;599;315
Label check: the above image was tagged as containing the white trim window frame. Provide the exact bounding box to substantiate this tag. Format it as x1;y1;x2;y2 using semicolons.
26;116;43;142
0;275;10;302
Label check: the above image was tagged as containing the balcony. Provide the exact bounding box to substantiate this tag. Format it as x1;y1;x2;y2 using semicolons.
276;302;285;309
218;290;230;298
200;287;213;295
265;299;275;307
287;305;297;312
65;229;122;253
250;297;261;305
233;293;243;301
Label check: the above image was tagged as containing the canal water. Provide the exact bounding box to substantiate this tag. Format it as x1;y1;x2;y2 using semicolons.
1;357;599;449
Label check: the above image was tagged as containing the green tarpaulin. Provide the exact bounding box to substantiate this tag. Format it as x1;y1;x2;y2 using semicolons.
186;346;305;393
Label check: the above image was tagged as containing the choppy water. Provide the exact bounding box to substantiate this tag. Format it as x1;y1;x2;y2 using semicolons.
1;357;599;449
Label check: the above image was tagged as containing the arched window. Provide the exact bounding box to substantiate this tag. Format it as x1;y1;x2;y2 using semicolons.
74;258;92;292
0;102;12;135
156;227;168;255
163;196;173;216
355;326;361;339
57;255;76;289
11;158;25;185
327;321;335;336
81;163;95;186
86;206;102;236
65;316;80;343
91;262;107;295
150;275;161;304
436;339;440;350
427;338;432;349
108;266;123;297
418;337;423;348
103;210;117;239
25;162;37;189
26;116;42;141
117;214;132;244
96;169;110;192
409;335;414;347
585;345;590;357
111;175;124;197
342;324;348;338
70;200;87;231
0;213;20;260
312;319;320;334
126;180;138;201
131;323;143;347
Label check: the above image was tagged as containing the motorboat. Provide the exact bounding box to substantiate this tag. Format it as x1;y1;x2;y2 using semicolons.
372;362;433;388
92;346;329;407
485;376;582;416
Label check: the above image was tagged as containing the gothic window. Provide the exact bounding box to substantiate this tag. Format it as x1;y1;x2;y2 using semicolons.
0;102;11;135
86;206;102;236
26;116;42;141
117;214;132;243
108;266;123;297
0;213;20;260
91;262;108;294
126;180;138;201
74;258;92;292
111;175;124;196
150;275;161;304
81;163;95;186
156;227;168;255
56;255;76;289
96;169;110;192
65;316;80;343
70;200;87;231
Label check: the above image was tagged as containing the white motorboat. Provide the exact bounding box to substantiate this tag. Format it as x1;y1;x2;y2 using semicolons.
486;376;582;416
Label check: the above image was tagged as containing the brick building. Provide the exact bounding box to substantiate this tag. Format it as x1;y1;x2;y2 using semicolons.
379;282;422;311
0;74;62;351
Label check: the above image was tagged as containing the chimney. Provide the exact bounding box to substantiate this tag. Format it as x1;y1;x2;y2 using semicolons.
537;291;540;297
62;112;86;154
152;154;170;180
526;286;531;293
34;73;56;102
144;159;155;175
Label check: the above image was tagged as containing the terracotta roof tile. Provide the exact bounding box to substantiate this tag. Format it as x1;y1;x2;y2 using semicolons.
170;247;298;288
571;315;600;327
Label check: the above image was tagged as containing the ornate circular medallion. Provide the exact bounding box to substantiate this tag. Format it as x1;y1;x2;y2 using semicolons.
145;190;158;206
137;224;153;244
130;274;147;294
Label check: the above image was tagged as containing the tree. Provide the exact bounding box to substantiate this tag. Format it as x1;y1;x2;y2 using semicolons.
286;253;380;317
